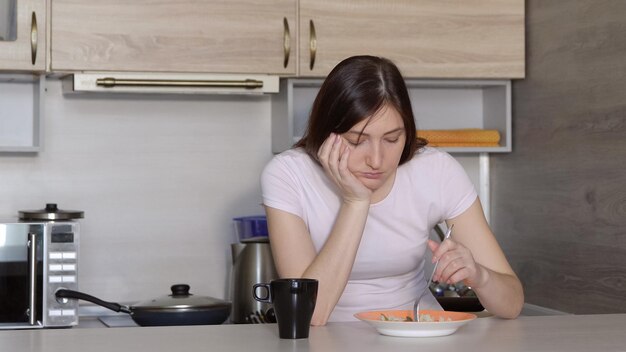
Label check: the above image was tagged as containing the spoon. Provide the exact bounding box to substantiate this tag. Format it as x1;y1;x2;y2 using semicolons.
413;224;454;322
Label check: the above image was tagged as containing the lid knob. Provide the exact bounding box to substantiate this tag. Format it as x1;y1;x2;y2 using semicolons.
170;284;191;297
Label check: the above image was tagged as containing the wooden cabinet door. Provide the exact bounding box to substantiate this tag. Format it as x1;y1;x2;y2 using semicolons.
50;0;296;74
299;0;524;78
0;0;46;72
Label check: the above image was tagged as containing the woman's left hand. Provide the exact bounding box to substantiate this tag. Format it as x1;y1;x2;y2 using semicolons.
427;239;489;288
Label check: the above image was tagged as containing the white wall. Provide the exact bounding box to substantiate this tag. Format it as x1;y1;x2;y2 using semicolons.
0;78;487;306
0;78;274;303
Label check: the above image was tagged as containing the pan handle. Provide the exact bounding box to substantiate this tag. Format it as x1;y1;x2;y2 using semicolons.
55;289;132;314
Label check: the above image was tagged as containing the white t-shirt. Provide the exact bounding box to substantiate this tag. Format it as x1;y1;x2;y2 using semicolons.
261;146;477;322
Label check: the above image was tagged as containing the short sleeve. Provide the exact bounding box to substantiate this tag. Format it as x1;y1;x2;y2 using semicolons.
438;153;478;220
260;155;304;219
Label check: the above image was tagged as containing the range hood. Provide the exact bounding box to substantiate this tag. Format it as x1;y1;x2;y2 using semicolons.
62;72;279;95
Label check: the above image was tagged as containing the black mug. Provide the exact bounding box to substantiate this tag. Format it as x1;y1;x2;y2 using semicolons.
253;278;318;339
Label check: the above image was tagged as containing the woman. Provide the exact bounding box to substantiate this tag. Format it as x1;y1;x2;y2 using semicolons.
261;55;523;325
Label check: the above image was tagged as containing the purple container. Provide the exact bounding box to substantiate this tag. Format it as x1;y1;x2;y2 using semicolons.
233;216;268;242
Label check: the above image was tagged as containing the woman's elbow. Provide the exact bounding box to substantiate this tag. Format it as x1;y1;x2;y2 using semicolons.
310;317;328;326
309;307;331;326
500;302;524;319
499;284;525;319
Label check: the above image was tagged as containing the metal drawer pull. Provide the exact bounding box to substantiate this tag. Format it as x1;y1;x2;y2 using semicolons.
283;17;291;68
30;12;38;65
95;78;264;89
309;20;317;70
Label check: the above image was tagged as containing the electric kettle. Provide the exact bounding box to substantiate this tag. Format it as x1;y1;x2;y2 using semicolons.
230;238;278;323
229;216;279;323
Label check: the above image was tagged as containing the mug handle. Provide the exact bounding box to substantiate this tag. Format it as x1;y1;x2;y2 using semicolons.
252;283;272;303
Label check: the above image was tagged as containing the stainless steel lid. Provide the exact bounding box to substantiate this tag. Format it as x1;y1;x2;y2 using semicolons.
19;203;84;221
133;284;231;312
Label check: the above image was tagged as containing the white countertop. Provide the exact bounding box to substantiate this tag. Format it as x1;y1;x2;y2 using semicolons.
2;314;626;352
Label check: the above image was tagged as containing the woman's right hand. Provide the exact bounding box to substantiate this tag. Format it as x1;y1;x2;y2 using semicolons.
317;133;372;204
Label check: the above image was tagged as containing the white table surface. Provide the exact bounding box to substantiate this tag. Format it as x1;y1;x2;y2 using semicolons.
2;313;625;352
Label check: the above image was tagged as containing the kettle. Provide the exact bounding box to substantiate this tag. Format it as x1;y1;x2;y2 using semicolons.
230;238;278;323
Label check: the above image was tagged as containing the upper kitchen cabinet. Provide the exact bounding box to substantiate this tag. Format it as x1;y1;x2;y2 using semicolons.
298;0;525;78
0;0;46;72
50;0;297;75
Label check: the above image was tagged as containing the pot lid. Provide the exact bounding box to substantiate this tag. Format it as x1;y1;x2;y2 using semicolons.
19;203;84;221
132;284;231;312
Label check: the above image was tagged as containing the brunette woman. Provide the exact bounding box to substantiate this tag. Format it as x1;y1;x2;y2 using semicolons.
261;55;523;324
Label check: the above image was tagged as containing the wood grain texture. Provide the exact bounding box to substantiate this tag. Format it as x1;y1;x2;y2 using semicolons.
299;0;525;78
0;0;46;72
50;0;296;74
491;0;626;313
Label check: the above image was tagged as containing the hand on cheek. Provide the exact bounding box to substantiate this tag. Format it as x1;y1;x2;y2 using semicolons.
317;133;371;203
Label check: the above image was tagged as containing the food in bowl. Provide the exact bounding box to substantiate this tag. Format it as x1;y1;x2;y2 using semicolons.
379;313;452;322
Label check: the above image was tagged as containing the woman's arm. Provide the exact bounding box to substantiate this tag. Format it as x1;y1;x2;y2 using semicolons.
266;200;368;325
266;134;372;325
428;199;524;318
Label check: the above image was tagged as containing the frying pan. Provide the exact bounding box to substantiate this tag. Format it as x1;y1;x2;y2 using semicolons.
56;284;231;326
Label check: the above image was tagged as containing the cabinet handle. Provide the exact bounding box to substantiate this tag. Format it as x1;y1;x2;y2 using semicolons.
283;17;291;68
309;20;317;71
30;12;38;65
95;77;264;89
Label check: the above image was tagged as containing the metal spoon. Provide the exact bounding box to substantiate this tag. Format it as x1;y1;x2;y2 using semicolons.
413;224;454;322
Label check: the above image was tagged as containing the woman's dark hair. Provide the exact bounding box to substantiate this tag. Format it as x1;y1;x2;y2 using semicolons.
295;55;427;165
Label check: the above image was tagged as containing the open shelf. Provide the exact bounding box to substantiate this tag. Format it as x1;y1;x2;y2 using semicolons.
0;74;43;153
271;79;511;154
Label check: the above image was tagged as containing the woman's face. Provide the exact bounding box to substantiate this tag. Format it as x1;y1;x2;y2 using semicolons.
340;105;406;193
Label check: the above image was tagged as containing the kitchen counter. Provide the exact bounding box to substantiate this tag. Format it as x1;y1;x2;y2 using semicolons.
2;314;625;352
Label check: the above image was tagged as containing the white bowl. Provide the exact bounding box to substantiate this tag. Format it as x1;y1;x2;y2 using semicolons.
354;309;477;337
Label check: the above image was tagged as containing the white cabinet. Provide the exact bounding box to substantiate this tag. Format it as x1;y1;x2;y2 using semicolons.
0;0;46;72
271;79;511;154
